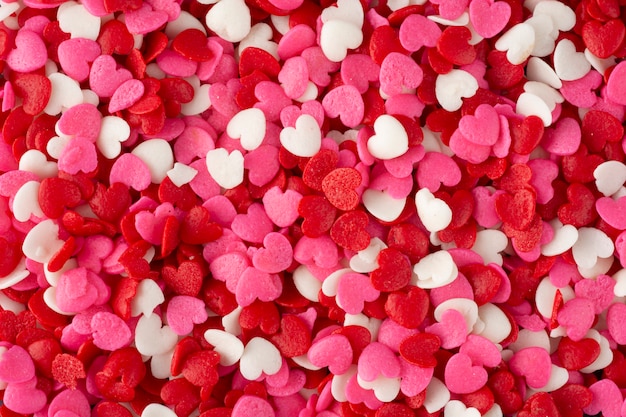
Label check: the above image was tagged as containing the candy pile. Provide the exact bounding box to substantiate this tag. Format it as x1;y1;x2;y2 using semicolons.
2;0;626;415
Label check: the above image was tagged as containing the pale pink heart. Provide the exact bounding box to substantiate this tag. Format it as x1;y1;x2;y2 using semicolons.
471;187;503;228
596;196;626;230
379;52;423;97
336;272;380;315
278;56;309;99
358;342;401;381
252;232;293;274
6;30;47;72
89;54;133;98
3;376;47;414
124;4;169;35
429;273;474;307
458;104;500;146
254;81;292;122
134;204;176;245
606;61;626;105
231;203;274;244
540;117;581;156
91;311;132;350
444;352;488;394
262;186;302;228
425;309;468;349
308;334;353;375
293;235;339;269
265;369;306;397
341;54;380;93
57;103;102;142
575;274;615;314
301;46;340;87
109;79;146;113
459;335;501;368
584;380;623;417
399;358;434;397
399;14;441;52
469;0;511;38
345;374;383;410
210;251;249;293
560;70;602;108
508;347;552;389
244;145;280;187
48;389;91;417
369;171;413;199
383;146;425;179
528;159;559;204
322;85;365;128
280;100;325;129
432;0;468;20
109;153;152;191
416;152;462;193
58;38;102;82
166;295;209;335
235;267;282;307
0;345;35;384
607;303;626;344
448;129;491;164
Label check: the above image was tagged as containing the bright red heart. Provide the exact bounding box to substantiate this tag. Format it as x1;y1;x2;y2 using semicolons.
385;286;429;329
399;332;440;368
330;210;371;251
370;248;412;292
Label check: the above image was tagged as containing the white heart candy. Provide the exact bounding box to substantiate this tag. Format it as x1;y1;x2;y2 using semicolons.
535;277;574;319
580;329;612;373
423;378;450;413
572;227;614;269
46;136;70;160
166;163;198;187
584;49;616;75
205;0;251;43
180;84;211;116
554;39;591;81
613;268;626;297
515;92;552;126
321;0;364;27
541;219;578;256
204;329;245;366
19;150;58;179
415;188;452;233
151;350;174;379
0;2;19;22
0;259;29;290
577;255;613;279
495;23;535;65
280;114;322;157
523;81;563;111
131;139;174;184
222;306;242;335
320;20;363;63
58;1;101;40
165;11;208;38
533;0;576;31
435;69;478;112
321;268;351;297
349;237;387;273
12;181;44;222
471;230;508;266
367;115;409;160
357;375;401;402
45;73;84;116
525;14;557;58
292;265;323;302
237;23;279;59
227;108;266;151
362;189;406;222
135;314;178;357
412;250;458;289
526;57;562;88
240;337;282;380
131;278;165;318
594;160;626;197
444;400;481;417
434;298;479;333
476;303;511;344
141;404;177;417
97;116;130;159
22;219;65;264
43;287;72;315
205;148;244;189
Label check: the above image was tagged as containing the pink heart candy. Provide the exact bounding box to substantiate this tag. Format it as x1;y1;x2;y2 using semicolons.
231;203;274;244
528;159;559;204
173;126;216;165
235;267;283;307
337;272;380;315
557;297;596;341
560;70;602;108
57;137;98;174
232;395;275;417
134;203;176;245
449;129;492;164
345;374;383;410
244;145;280;187
6;30;47;72
124;4;169;35
416;152;462;193
425;309;469;349
262;186;302;228
293;235;339;269
109;153;152;191
252;232;294;274
459;104;500;146
596;196;626;230
301;46;340;87
399;14;441;52
3;376;47;414
444;352;487;394
399;358;434;397
379;52;423;97
166;295;209;335
266;369;306;397
429;273;475;307
471;187;504;228
278;56;309;99
267;0;303;11
540;117;582;156
431;0;468;19
459;335;501;368
341;54;380;93
0;345;35;384
145;0;180;19
358;342;401;381
606;61;626;105
56;267;101;313
156;49;198;77
584;379;623;417
369;170;413;199
277;25;316;60
308;334;353;375
385;94;425;120
210;251;249;293
109;79;146;113
57;103;102;142
383;146;425;178
58;38;102;82
508;347;552;389
91;311;132;351
469;0;511;38
89;54;133;97
48;389;91;417
254;81;292;122
575;274;615;314
322;85;365;128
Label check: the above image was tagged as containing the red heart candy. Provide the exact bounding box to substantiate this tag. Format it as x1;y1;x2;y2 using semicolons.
38;177;82;219
0;237;23;278
386;223;429;264
375;403;415;417
182;350;220;387
399;333;440;368
322;168;362;211
97;19;134;55
561;145;603;184
239;47;281;79
486;50;524;90
180;206;223;245
239;300;280;336
270;315;312;358
385;286;429;329
466;157;508;180
557;183;597;228
518;392;559;417
201;279;238;317
28;338;62;379
459;385;495;415
495;188;536;231
369;25;408;65
93;401;133;417
581;109;624;153
172;29;213;61
556;337;600;370
436;26;476;66
298;195;337;238
330;210;371;251
459;264;502;306
12;73;52;116
95;347;146;402
496;163;532;192
371;248;412;292
160;378;201;417
488;370;523;414
332;325;371;361
89;182;132;224
162;261;203;297
551;384;593;417
302;149;338;191
509;115;544;155
51;353;86;390
582;19;625;59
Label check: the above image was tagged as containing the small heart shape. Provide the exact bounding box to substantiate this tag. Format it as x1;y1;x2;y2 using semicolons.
444;352;488;394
